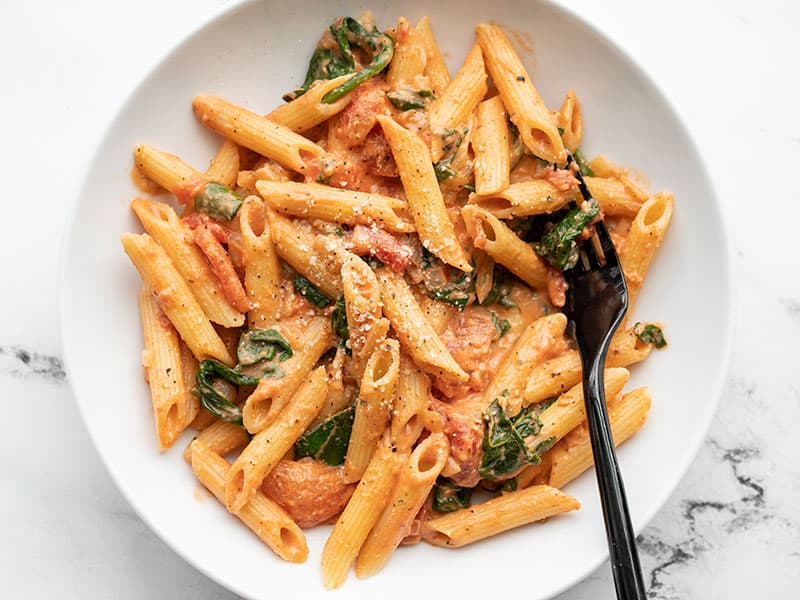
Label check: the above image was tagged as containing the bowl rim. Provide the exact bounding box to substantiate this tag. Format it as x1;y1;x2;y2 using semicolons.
58;1;736;598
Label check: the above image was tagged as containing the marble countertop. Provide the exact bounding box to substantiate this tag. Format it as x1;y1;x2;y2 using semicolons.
3;0;798;597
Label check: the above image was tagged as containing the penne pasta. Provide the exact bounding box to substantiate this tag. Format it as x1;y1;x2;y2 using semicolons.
204;139;240;188
321;435;406;589
428;43;488;162
472;96;511;195
558;90;583;154
423;485;579;547
376;115;472;272
476;24;565;164
524;326;654;404
122;233;233;364
415;16;451;96
256;180;414;233
226;366;327;512
182;417;250;463
238;196;282;329
341;254;390;380
468;180;572;219
524;368;629;453
480;313;567;416
462;204;550;289
386;17;427;86
620;192;674;316
130;198;245;328
585;176;647;218
138;285;187;450
267;75;354;133
189;439;308;563
193;94;323;174
376;269;468;382
133;144;205;203
345;339;401;482
356;433;448;577
548;387;652;488
266;209;344;298
242;316;332;433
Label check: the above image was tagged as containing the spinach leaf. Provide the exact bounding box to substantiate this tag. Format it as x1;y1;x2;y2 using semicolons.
195;360;260;425
535;198;601;270
322;18;394;103
237;329;293;365
432;477;473;513
573;148;594;177
464;183;476;194
194;182;243;221
285;17;394;103
331;295;350;354
633;322;667;349
427;269;473;310
293;275;332;308
508;121;525;170
480;264;516;309
502;478;518;492
433;127;467;182
294;405;355;465
387;89;433;111
490;311;511;338
478;398;550;481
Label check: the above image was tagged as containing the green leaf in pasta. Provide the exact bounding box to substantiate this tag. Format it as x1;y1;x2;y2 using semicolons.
294;405;356;465
535;198;601;270
194;182;243;221
293;275;332;308
633;322;667;349
432;477;473;513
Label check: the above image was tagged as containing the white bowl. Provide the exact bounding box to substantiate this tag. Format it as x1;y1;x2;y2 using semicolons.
60;1;734;598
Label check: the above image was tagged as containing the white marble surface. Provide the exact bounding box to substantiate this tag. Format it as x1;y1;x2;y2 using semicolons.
3;0;798;597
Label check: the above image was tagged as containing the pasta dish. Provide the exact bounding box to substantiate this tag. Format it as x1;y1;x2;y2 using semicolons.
121;14;673;588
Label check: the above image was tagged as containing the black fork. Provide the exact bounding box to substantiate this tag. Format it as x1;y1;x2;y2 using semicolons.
562;160;647;600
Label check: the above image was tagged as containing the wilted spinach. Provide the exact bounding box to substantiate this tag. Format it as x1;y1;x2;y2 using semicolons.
294;405;355;465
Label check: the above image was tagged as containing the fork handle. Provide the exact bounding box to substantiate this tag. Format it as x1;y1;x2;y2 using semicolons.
583;363;647;600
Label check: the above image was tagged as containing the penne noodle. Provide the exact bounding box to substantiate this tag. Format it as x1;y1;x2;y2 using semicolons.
480;313;568;416
342;254;390;380
390;356;431;450
204;138;240;188
256;180;414;233
585;176;646;218
376;269;468;382
138;285;187;450
620;192;674;317
267;75;354;133
345;339;401;482
133;144;206;203
386;17;427;86
524;368;629;452
462;204;549;289
524;326;654;404
476;24;565;164
558;90;583;154
193;94;323;174
472;96;511;195
415;16;451;96
130;198;244;328
468;180;572;219
122;233;233;364
356;433;448;577
242;316;332;433
182;417;250;463
428;43;488;162
423;485;579;547
238;196;282;329
189;439;308;563
321;435;406;589
266;209;344;298
548;387;652;488
179;341;201;427
377;115;472;272
226;366;327;512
